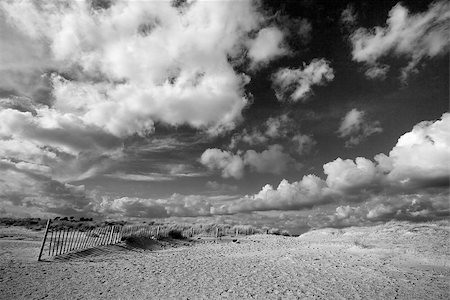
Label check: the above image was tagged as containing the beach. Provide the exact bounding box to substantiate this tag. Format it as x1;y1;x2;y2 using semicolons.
1;221;449;299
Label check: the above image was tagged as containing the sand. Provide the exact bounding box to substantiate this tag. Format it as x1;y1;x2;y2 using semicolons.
1;221;449;299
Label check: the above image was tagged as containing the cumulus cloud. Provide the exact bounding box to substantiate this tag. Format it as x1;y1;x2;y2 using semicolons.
376;113;450;187
200;144;298;179
0;0;292;136
244;144;298;175
247;26;290;69
0;0;294;217
272;58;334;102
200;148;245;179
227;175;331;213
349;1;450;81
338;108;382;147
221;113;450;223
4;113;447;220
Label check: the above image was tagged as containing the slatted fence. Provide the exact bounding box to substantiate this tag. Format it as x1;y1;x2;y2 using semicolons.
38;220;259;261
38;220;126;261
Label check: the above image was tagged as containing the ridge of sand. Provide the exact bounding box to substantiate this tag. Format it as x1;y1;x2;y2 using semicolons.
1;221;449;299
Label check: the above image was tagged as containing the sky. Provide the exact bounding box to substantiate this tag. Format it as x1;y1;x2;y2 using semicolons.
0;0;448;234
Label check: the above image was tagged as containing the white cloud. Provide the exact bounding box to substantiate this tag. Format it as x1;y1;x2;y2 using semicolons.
227;175;331;213
221;113;450;221
200;148;245;179
0;0;294;216
247;26;290;69
0;0;290;137
376;112;450;186
244;144;297;175
349;1;450;81
200;144;298;178
330;112;450;192
338;108;382;147
272;58;334;102
99;193;240;219
323;157;381;192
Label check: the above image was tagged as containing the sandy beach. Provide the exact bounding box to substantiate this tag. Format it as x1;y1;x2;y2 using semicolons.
1;221;449;299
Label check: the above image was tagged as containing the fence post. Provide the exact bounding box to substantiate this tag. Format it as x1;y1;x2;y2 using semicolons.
38;219;51;261
156;226;160;239
48;229;53;256
108;226;115;245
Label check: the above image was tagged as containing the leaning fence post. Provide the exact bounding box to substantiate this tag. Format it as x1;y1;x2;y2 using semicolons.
108;226;115;245
38;219;51;261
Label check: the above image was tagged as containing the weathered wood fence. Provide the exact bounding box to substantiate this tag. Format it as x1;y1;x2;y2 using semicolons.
38;220;257;261
38;220;126;261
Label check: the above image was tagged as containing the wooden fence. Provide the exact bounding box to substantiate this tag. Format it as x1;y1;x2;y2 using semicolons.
37;220;257;261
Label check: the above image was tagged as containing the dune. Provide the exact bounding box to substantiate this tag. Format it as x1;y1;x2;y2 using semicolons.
0;221;449;299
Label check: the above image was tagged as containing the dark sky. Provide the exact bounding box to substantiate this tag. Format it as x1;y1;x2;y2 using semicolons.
0;0;448;233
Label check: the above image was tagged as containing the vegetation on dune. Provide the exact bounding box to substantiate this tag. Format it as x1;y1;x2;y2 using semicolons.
0;217;293;237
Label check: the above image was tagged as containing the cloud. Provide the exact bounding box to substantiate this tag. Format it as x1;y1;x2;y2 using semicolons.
264;114;293;138
229;114;295;149
206;181;238;193
0;159;95;218
292;134;316;155
297;19;312;44
199;148;245;179
230;114;317;154
326;111;450;194
0;0;292;137
247;26;290;69
323;157;381;193
338;108;382;147
364;64;390;80
220;113;450;223
99;193;240;219
104;172;174;182
349;1;450;81
272;58;334;102
244;144;298;175
340;4;358;29
200;144;298;179
229;128;268;149
2;113;447;221
376;112;450;187
227;175;332;213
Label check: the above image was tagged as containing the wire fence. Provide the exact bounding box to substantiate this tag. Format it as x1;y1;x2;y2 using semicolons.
37;220;259;261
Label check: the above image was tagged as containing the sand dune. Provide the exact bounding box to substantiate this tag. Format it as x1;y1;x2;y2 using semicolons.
1;221;449;299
